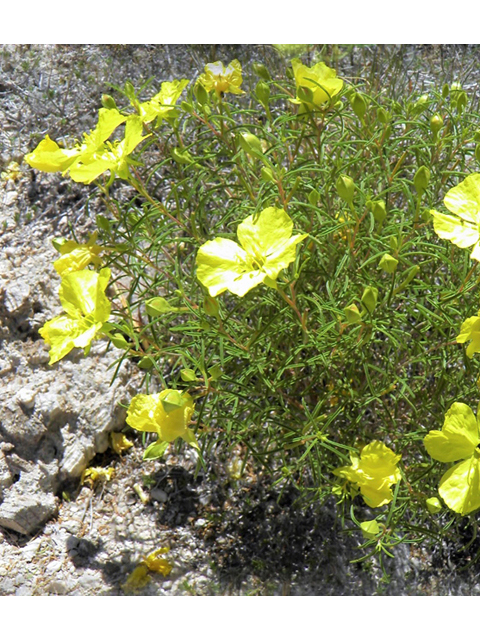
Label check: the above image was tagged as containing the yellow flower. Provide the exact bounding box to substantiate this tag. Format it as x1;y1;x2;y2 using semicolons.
25;110;147;184
53;232;102;276
68;116;148;184
197;60;244;97
138;79;189;124
126;389;198;448
456;312;480;357
196;207;307;297
39;268;111;365
333;441;401;508
430;173;480;261
291;58;343;109
424;402;480;516
25;108;126;174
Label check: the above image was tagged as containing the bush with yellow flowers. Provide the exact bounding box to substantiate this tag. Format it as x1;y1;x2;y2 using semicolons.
25;49;480;566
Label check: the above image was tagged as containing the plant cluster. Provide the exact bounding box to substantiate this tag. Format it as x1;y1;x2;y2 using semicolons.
25;50;480;565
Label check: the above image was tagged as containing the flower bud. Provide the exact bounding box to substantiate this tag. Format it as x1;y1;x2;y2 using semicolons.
371;200;386;223
308;188;319;206
442;83;449;98
195;82;209;106
255;81;270;107
377;107;390;124
238;131;264;157
430;114;443;134
252;62;271;81
181;101;193;113
160;389;188;413
389;236;398;251
108;332;130;350
414;165;431;194
360;520;381;540
379;253;399;274
336;174;355;203
204;295;220;318
96;214;111;233
260;166;276;183
180;368;198;382
361;286;379;313
171;147;194;165
350;92;367;119
297;85;314;104
124;81;136;102
457;90;467;111
344;303;362;324
208;364;222;381
426;497;442;514
101;94;117;110
414;94;429;114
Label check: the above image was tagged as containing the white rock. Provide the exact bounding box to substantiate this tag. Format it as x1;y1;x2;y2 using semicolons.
151;488;168;503
16;387;36;409
3;281;31;315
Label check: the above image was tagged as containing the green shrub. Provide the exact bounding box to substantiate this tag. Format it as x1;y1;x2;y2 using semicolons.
26;49;480;565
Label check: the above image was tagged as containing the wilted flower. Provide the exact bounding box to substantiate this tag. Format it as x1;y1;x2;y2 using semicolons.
122;547;173;594
39;268;111;364
333;440;401;508
197;60;244;97
424;402;480;516
196;207;307;297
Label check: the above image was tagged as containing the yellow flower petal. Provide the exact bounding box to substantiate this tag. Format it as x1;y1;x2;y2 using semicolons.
53;234;102;275
196;237;260;297
438;453;480;515
456;315;480;358
431;210;479;249
424;402;480;463
111;433;134;454
39;316;92;365
197;59;244;96
139;79;189;124
59;268;111;320
291;58;343;108
144;547;173;576
333;441;401;508
443;173;480;224
122;564;151;594
24;135;80;173
196;208;307;297
40;268;111;364
126;390;196;445
69;115;148;184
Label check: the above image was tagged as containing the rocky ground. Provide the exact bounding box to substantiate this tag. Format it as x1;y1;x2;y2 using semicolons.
1;44;480;596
